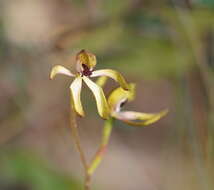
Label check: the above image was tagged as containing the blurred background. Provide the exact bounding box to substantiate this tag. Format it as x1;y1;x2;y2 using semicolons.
0;0;214;189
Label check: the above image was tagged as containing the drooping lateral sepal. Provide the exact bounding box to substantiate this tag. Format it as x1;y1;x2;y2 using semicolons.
83;76;110;119
70;76;85;117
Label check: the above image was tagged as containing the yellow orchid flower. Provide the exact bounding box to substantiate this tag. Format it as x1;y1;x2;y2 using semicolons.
108;83;168;126
50;49;129;119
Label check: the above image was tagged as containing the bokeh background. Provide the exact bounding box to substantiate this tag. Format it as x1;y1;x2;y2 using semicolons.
0;0;214;189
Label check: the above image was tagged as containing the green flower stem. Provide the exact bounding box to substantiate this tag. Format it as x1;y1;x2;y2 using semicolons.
87;118;113;176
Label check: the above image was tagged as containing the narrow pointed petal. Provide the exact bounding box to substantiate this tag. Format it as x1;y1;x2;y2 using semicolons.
70;77;85;117
91;69;130;90
113;109;168;126
50;65;74;79
108;84;135;112
83;77;110;119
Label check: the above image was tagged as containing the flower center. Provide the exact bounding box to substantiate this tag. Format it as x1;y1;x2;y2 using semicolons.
82;64;93;76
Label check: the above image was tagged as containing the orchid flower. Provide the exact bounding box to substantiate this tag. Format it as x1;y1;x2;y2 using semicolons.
108;83;168;126
50;49;129;119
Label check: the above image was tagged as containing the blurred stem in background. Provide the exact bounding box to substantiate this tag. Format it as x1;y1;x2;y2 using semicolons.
171;0;214;188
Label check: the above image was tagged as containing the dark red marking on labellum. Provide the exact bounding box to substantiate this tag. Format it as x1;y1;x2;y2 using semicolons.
82;64;92;76
120;99;128;108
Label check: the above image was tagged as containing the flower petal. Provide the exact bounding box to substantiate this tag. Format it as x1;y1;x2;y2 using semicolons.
108;83;135;112
96;76;108;87
50;65;74;79
76;49;96;71
91;69;130;90
113;109;168;126
87;52;97;68
83;76;110;119
70;76;85;117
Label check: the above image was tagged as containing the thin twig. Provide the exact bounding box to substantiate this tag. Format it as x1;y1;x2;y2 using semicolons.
84;174;91;190
70;96;90;190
